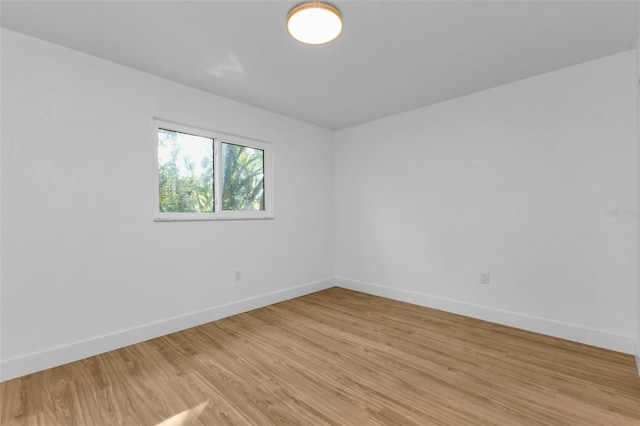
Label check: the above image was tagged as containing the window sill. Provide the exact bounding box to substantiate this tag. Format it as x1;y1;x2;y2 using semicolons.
155;216;275;222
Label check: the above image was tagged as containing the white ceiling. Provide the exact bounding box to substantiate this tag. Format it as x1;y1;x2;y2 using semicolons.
1;1;638;130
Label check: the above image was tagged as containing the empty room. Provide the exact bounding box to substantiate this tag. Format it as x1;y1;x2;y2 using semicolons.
1;0;640;424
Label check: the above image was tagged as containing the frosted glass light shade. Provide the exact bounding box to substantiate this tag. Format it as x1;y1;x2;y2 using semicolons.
287;3;342;45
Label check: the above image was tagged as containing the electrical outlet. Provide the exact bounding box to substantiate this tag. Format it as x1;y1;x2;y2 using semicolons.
481;273;490;285
234;270;241;281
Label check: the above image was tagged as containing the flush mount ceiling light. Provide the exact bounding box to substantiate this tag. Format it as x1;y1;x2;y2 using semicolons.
287;2;343;45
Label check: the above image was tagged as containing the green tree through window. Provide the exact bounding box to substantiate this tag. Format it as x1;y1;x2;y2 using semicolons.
158;129;214;213
157;127;267;216
222;143;265;211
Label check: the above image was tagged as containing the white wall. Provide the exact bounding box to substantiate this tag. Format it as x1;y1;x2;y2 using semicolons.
636;14;640;372
2;28;638;382
0;28;3;381
335;51;638;354
0;29;335;381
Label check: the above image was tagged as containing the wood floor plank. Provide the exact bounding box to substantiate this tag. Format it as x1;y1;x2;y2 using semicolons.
1;287;639;425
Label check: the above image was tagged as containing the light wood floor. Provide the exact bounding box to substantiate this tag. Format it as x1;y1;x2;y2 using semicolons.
2;287;640;425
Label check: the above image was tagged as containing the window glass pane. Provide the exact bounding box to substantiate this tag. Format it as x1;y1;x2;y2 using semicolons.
221;143;265;211
158;129;214;213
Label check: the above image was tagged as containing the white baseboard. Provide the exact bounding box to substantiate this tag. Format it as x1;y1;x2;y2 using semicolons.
0;278;335;382
3;277;635;382
336;277;636;355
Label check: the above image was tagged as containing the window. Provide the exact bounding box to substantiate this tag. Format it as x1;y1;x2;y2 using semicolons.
155;120;273;220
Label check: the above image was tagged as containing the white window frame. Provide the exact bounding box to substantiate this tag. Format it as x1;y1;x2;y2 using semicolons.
154;119;274;221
